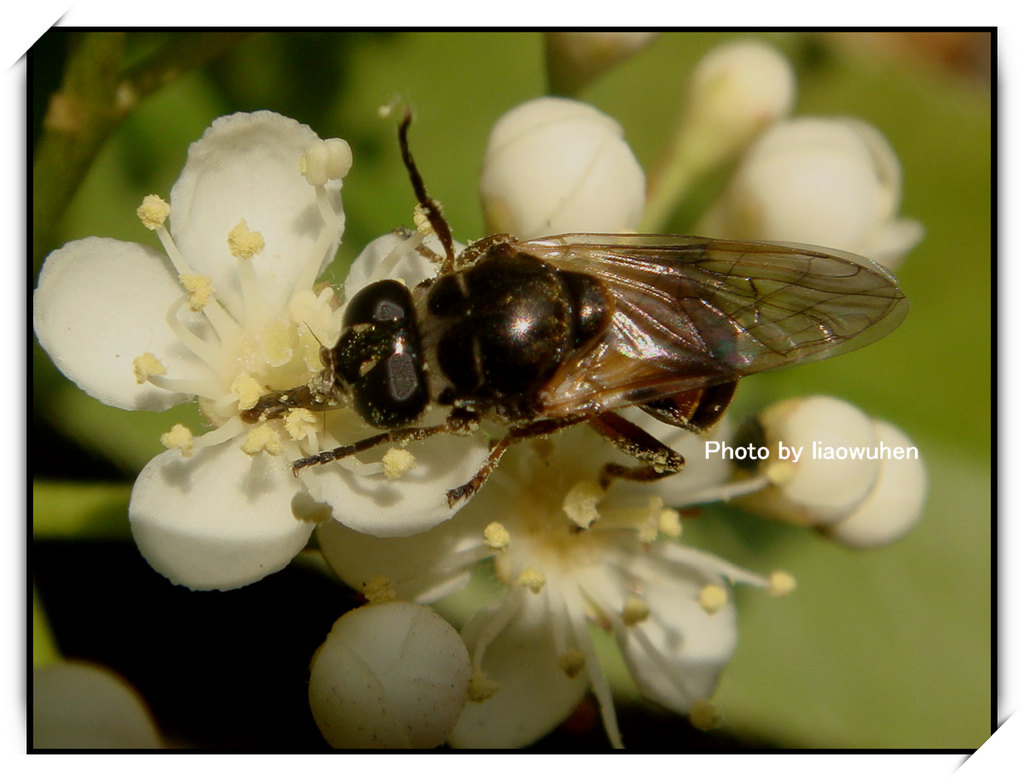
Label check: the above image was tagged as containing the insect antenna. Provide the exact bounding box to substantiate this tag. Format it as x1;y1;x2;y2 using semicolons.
398;110;457;273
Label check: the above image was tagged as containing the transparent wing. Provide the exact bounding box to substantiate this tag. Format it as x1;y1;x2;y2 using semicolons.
517;234;908;416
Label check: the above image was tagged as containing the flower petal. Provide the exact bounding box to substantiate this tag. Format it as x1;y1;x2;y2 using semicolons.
317;506;482;603
33;237;208;410
343;232;450;299
129;441;314;590
616;544;738;713
448;596;589;748
169;111;342;317
310;431;492;536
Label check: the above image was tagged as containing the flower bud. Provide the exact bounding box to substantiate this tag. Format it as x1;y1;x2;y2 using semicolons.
698;117;923;268
682;40;796;171
735;396;879;526
824;419;926;548
732;396;926;546
479;97;645;238
545;32;658;94
308;601;471;748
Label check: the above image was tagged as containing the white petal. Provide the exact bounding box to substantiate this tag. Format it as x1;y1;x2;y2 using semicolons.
617;546;738;714
343;232;450;299
33;661;162;749
316;507;482;602
308;602;471;749
169;111;342;317
310;431;492;536
129;440;314;590
33;237;208;410
448;597;589;748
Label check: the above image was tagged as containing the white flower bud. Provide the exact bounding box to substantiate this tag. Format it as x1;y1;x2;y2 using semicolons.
735;396;881;526
683;40;796;171
545;32;658;94
698;117;923;268
479;97;646;238
308;602;471;749
33;662;162;748
824;419;926;548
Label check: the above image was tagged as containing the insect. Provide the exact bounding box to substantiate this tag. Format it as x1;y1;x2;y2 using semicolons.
243;112;907;507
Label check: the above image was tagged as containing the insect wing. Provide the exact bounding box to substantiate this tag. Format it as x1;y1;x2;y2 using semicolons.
518;234;907;416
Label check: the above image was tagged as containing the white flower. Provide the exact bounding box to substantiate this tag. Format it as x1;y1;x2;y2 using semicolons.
730;396;927;547
681;40;796;173
308;601;471;748
33;661;162;749
33;111;489;590
318;423;788;748
479;97;646;238
697;116;924;268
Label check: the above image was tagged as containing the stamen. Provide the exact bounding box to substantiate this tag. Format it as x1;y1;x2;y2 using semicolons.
558;648;586;678
658;508;683;538
283;408;319;441
164;298;223;369
137;194;170;230
179;273;214;311
381;448;415;479
563;480;604;528
516;567;547;594
768;570;797;596
484;522;511;551
683;473;771;505
363;575;397;604
365;230;426;284
698;583;728;615
191;417;246;451
132;352;166;384
241;424;284;456
230;373;263;412
467;670;501;703
621;596;650;626
160;423;194;456
227;219;265;260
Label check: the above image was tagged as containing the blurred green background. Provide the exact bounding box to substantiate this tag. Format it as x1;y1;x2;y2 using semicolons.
31;31;991;750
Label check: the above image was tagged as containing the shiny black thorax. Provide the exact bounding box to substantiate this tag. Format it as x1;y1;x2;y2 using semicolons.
329;242;612;430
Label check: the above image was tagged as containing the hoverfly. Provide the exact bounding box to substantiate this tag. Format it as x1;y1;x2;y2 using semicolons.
242;113;907;507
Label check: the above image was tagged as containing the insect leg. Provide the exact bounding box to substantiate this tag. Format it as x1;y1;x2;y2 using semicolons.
444;415;591;507
291;416;477;476
587;411;686;489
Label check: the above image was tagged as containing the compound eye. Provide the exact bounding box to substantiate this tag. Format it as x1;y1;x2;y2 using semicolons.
343;279;413;327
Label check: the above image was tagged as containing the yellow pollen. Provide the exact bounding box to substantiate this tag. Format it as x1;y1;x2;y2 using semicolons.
467;671;500;703
622;596;650;626
413;202;435;236
484;522;511;551
362;576;397;604
160;423;194;457
179;273;213;311
241;424;283;456
136;194;170;230
381;448;416;479
231;373;264;412
227;219;265;259
516;567;546;594
765;458;796;485
132;352;166;384
689;699;723;731
283;408;318;441
658;508;683;538
558;649;587;678
698;584;728;615
562;480;604;528
768;570;797;597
